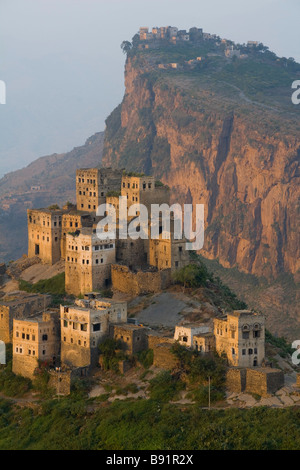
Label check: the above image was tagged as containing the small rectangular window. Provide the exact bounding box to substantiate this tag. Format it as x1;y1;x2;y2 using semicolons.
93;323;101;332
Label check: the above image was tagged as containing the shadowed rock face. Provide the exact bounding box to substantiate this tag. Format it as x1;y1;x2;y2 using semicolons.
103;56;300;280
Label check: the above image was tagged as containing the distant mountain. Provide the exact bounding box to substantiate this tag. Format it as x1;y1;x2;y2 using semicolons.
0;131;104;262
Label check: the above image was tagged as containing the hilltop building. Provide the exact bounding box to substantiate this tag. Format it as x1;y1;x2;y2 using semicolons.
28;160;191;297
121;174;170;213
149;223;190;272
0;293;52;343
109;323;147;355
247;41;259;47
174;324;211;348
60;304;109;368
225;47;241;59
27;208;64;265
76;168;123;213
60;296;127;368
27;206;93;265
12;311;60;379
193;332;215;353
214;310;265;367
172;310;265;367
65;229;115;296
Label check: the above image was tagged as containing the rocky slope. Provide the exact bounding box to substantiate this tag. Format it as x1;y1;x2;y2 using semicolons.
0;132;104;262
103;46;300;281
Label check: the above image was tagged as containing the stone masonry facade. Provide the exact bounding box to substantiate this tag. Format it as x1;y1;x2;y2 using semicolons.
28;169;190;296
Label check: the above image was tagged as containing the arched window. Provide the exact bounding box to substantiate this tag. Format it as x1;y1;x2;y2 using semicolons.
242;324;250;339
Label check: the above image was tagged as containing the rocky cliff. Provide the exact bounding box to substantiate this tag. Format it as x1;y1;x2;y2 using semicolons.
103;48;300;281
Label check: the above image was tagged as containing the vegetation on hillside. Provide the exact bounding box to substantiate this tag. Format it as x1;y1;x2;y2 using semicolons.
2;396;300;449
19;273;66;296
173;253;247;311
170;343;226;404
98;338;128;372
0;345;32;397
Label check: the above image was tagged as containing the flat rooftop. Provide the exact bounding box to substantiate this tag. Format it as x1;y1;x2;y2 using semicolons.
112;323;146;331
231;310;262;317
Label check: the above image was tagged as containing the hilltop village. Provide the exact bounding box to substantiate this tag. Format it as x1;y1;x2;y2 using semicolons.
133;25;261;68
0;165;290;401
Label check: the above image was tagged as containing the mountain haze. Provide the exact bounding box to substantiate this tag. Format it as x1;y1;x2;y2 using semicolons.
0;132;104;262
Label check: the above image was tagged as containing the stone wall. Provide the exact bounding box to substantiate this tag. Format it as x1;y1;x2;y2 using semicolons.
116;238;147;268
12;354;39;379
48;367;90;395
0;306;11;343
110;324;148;355
226;367;284;396
153;343;179;369
111;264;171;296
61;343;95;368
118;359;132;374
226;368;247;393
147;333;174;350
245;368;284;396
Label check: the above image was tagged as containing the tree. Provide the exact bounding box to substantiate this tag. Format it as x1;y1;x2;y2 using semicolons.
121;41;132;55
132;34;140;47
172;263;210;289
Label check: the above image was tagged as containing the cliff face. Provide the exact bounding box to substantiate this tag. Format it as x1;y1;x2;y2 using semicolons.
103;55;300;280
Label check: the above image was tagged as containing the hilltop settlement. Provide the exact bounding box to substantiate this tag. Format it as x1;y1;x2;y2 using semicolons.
0;25;298;405
0;164;291;401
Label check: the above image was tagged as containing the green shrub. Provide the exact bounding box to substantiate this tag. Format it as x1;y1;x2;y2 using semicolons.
99;338;127;372
188;385;224;405
265;330;293;357
138;349;154;369
125;383;139;394
172;263;211;288
19;273;66;296
149;371;185;402
0;369;31;397
100;289;113;299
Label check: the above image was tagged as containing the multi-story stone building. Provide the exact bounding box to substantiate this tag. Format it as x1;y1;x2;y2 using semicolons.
60;296;128;368
174;324;211;348
28;207;93;264
27;165;190;299
65;228;116;296
76;168;123;213
61;211;93;259
0;293;52;343
193;332;215;353
214;310;265;367
109;323;147;355
76;295;128;324
27;208;64;264
121;174;170;214
12;312;60;378
60;304;110;368
116;237;148;269
149;230;190;272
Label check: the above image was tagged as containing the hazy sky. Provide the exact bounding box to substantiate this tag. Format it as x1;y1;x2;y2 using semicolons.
0;0;299;177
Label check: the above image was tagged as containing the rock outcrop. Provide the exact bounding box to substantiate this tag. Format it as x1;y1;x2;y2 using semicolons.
103;55;300;280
